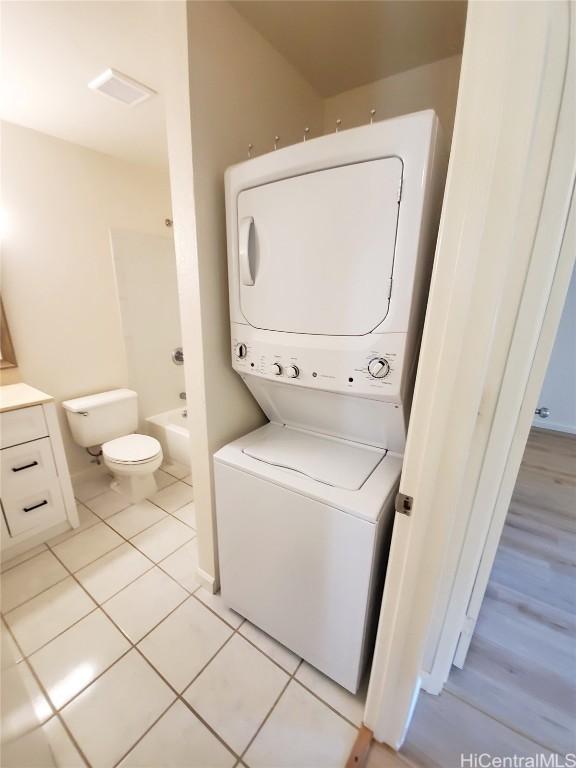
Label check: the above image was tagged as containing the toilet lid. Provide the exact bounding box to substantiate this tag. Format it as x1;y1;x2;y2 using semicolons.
103;434;162;464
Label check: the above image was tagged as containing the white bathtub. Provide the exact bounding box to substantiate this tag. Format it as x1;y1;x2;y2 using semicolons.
146;408;192;472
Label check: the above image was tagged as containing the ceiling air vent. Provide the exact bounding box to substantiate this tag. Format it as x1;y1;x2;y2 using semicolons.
88;68;155;106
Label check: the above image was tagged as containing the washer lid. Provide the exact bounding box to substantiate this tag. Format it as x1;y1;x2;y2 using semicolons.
242;425;384;491
103;434;162;464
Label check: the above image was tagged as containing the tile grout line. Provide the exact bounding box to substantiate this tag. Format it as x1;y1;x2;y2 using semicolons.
47;514;101;546
141;494;197;524
4;513;200;655
42;489;198;604
2;615;94;768
50;537;128;579
3;482;364;762
6;569;362;766
2;478;203;765
11;603;101;658
14;526;245;764
108;698;181;768
5;563;363;757
203;614;365;733
1;479;195;596
2;567;72;614
21;552;232;765
59;593;252;766
1;545;49;575
105;616;248;767
291;676;363;731
113;638;243;768
238;658;305;763
119;593;315;768
94;513;197;597
100;498;197;543
74;464;184;505
6;533;364;748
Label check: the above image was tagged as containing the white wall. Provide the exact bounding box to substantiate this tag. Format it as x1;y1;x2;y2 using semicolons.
186;0;324;443
0;121;172;473
323;55;462;143
110;229;185;425
162;0;324;588
533;265;576;433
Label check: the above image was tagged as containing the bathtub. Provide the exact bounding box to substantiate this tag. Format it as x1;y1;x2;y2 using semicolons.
146;408;192;472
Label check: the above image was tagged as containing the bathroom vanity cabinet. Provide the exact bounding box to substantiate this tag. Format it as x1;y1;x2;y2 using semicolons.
0;384;78;558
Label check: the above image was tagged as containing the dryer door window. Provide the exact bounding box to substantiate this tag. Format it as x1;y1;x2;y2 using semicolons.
237;157;402;336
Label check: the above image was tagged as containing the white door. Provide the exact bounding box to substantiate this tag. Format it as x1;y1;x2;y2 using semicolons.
237;158;402;336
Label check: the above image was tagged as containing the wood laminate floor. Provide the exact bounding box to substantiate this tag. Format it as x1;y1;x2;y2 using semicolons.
369;428;576;768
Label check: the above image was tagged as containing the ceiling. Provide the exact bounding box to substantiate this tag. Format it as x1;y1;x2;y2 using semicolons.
232;1;467;97
1;1;466;168
1;1;168;169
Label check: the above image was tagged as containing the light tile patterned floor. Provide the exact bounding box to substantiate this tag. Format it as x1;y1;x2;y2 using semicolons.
1;462;364;767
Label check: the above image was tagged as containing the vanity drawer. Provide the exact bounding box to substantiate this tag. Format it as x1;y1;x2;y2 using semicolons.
0;406;48;449
1;439;66;537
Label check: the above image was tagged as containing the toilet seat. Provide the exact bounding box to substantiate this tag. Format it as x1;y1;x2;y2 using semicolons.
103;434;162;465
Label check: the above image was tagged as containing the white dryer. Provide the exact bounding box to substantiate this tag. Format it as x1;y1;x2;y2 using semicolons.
214;111;446;693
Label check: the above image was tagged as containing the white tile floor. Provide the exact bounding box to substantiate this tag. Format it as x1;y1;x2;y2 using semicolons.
1;462;364;768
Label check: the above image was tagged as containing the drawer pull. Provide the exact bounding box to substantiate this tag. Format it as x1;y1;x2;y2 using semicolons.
23;500;48;513
12;461;39;473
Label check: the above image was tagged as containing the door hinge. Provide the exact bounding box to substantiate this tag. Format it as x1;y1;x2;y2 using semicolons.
395;492;413;516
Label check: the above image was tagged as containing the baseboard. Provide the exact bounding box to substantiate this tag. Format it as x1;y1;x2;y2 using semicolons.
532;421;576;435
196;566;218;593
420;670;444;695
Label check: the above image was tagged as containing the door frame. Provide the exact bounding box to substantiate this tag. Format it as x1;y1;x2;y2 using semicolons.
364;0;574;748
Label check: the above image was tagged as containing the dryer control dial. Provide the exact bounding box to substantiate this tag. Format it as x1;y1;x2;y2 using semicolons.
270;363;283;376
286;365;299;379
367;357;390;379
235;343;247;359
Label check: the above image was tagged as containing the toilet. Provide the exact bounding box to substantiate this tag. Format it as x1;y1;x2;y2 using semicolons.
62;388;163;502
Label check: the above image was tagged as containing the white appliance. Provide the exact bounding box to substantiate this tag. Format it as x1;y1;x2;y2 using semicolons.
63;389;163;502
214;111;446;693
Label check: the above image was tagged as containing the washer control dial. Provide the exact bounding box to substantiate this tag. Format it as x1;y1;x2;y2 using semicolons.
235;343;247;359
286;365;299;379
367;357;390;379
270;363;283;376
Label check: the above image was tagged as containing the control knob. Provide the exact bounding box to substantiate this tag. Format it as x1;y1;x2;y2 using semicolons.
270;363;283;376
235;343;247;359
286;365;299;379
367;357;390;379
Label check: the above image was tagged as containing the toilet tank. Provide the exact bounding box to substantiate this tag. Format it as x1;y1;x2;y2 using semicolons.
62;389;139;448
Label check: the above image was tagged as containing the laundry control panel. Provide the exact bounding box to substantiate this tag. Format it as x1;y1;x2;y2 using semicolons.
231;324;407;400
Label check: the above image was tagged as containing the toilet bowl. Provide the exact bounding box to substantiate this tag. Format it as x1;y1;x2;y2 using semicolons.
102;434;163;502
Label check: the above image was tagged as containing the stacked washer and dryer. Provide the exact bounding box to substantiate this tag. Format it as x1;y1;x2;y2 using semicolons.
214;111;446;693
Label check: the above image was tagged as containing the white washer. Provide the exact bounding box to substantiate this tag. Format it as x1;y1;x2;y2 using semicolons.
214;424;401;692
215;110;446;693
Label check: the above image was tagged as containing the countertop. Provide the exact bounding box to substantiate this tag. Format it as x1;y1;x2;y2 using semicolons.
0;383;54;413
